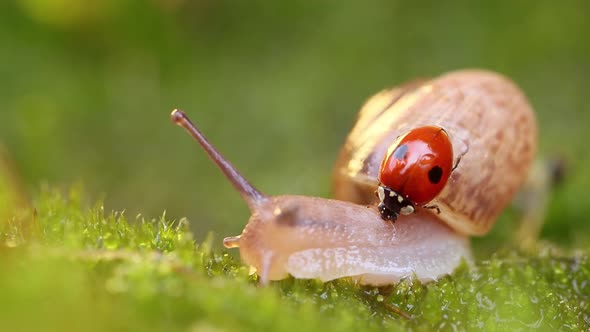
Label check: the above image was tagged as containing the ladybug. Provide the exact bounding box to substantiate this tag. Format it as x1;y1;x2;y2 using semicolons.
377;125;455;221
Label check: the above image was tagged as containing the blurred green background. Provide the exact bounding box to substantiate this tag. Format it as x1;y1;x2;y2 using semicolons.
1;0;589;247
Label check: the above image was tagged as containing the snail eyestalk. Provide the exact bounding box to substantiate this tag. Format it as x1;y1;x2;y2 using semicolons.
171;109;266;210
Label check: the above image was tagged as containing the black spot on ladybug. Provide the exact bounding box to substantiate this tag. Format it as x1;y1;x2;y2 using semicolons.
392;144;408;160
428;166;443;184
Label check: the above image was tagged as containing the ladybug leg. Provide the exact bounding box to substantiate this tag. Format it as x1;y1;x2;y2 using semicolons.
452;139;470;171
451;153;463;171
422;204;441;214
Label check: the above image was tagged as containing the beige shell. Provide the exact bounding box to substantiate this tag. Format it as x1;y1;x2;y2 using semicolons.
333;70;538;236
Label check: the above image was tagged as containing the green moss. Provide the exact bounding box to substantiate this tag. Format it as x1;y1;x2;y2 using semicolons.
1;190;589;331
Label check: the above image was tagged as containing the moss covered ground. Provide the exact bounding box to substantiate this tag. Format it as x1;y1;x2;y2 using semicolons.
1;189;588;332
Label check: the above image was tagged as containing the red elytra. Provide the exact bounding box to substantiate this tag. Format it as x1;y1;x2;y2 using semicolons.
378;126;454;206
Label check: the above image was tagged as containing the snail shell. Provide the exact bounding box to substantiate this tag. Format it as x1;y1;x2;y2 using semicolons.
333;69;537;236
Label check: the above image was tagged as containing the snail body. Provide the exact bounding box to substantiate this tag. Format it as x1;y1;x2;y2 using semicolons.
171;69;537;285
226;196;470;285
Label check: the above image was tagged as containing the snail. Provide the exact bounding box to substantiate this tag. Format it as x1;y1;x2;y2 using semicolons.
171;69;537;285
